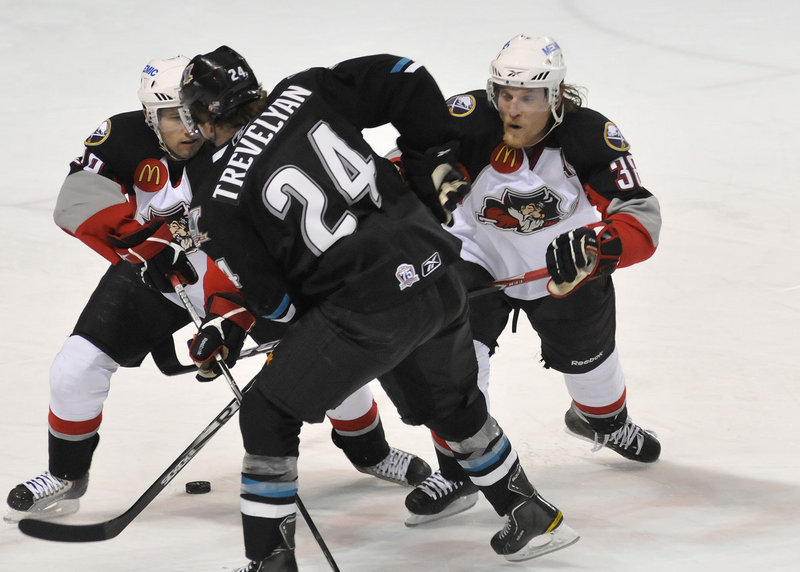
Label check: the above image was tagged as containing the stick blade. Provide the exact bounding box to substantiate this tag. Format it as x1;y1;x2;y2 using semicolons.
18;516;123;542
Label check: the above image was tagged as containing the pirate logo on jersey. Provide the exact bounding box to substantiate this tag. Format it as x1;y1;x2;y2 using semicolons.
446;94;476;117
476;186;564;234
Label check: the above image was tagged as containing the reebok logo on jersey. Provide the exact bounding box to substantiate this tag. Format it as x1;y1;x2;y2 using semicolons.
396;263;420;290
421;252;441;276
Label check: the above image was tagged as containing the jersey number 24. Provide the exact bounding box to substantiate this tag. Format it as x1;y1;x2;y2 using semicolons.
262;121;382;257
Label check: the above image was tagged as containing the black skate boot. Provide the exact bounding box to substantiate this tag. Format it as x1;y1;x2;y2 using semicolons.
237;514;297;572
331;426;432;486
491;494;579;561
564;406;661;462
355;447;432;487
4;470;89;523
404;470;479;526
234;549;298;572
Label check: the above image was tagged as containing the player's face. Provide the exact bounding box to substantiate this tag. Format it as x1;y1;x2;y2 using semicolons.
157;108;203;160
496;87;552;148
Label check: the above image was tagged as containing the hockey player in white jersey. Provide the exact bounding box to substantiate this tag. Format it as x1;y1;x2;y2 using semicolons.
5;56;429;525
404;34;662;524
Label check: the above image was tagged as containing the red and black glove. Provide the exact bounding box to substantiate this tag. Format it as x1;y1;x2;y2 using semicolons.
401;141;471;226
109;219;198;292
188;293;255;382
545;221;622;297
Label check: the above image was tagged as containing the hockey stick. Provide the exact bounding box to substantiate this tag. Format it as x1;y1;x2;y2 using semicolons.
18;383;250;541
171;277;340;571
467;267;549;298
158;267;547;376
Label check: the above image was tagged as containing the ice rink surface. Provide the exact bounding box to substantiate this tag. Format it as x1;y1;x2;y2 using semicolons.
1;1;798;570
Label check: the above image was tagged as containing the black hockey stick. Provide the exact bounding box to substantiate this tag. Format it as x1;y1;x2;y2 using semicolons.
156;266;547;376
170;278;339;570
467;266;549;298
18;383;249;541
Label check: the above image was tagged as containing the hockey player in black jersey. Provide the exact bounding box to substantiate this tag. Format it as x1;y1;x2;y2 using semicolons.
5;56;429;526
177;46;579;569
403;35;663;524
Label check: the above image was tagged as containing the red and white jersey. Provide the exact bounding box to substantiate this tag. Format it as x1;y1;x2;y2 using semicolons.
451;144;601;299
445;90;661;300
54;110;242;314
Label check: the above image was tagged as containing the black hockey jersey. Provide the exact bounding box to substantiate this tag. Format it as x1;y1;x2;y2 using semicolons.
187;54;462;318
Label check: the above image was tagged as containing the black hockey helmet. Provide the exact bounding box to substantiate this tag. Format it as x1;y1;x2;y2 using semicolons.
179;45;261;121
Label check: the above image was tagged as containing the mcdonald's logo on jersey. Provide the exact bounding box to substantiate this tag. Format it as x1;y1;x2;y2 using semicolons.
134;158;168;193
491;144;524;174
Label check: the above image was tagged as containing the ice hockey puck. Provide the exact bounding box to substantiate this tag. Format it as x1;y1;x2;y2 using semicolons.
185;480;212;494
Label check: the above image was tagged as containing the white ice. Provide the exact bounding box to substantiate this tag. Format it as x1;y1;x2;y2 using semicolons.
1;1;799;570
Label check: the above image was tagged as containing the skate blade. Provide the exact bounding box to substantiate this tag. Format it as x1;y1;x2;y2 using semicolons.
3;499;80;524
504;522;580;562
404;492;479;527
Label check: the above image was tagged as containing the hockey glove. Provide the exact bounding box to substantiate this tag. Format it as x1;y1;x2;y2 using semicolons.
188;293;255;382
402;141;471;226
545;221;622;298
109;219;198;292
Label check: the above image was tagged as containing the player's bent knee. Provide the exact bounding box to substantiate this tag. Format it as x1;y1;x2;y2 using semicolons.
49;336;118;420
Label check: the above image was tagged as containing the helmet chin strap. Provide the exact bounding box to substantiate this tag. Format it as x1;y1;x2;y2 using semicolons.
516;106;563;149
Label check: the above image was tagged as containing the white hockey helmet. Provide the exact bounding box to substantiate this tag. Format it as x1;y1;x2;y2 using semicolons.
487;35;567;123
138;55;191;137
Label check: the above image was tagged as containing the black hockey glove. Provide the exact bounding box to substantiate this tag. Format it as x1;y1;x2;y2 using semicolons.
545;222;622;298
188;293;255;382
401;141;471;226
109;219;198;292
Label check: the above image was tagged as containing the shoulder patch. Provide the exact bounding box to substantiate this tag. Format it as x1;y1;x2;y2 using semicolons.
134;158;168;193
603;121;630;152
446;94;476;117
490;143;524;174
85;119;111;146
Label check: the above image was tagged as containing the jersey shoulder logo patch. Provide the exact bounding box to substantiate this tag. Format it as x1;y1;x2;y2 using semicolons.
134;158;169;193
490;143;524;174
446;94;476;117
603;121;630;152
84;119;111;146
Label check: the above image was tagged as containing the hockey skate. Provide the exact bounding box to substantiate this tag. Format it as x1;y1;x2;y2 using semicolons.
233;549;298;572
354;447;432;487
404;470;479;526
564;407;661;463
4;470;89;523
491;495;579;561
236;513;297;572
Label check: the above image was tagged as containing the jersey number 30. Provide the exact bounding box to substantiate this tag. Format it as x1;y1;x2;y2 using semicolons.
263;121;382;256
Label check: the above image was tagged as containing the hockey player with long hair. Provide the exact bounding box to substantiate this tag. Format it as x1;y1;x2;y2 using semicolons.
5;56;429;525
403;34;663;525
